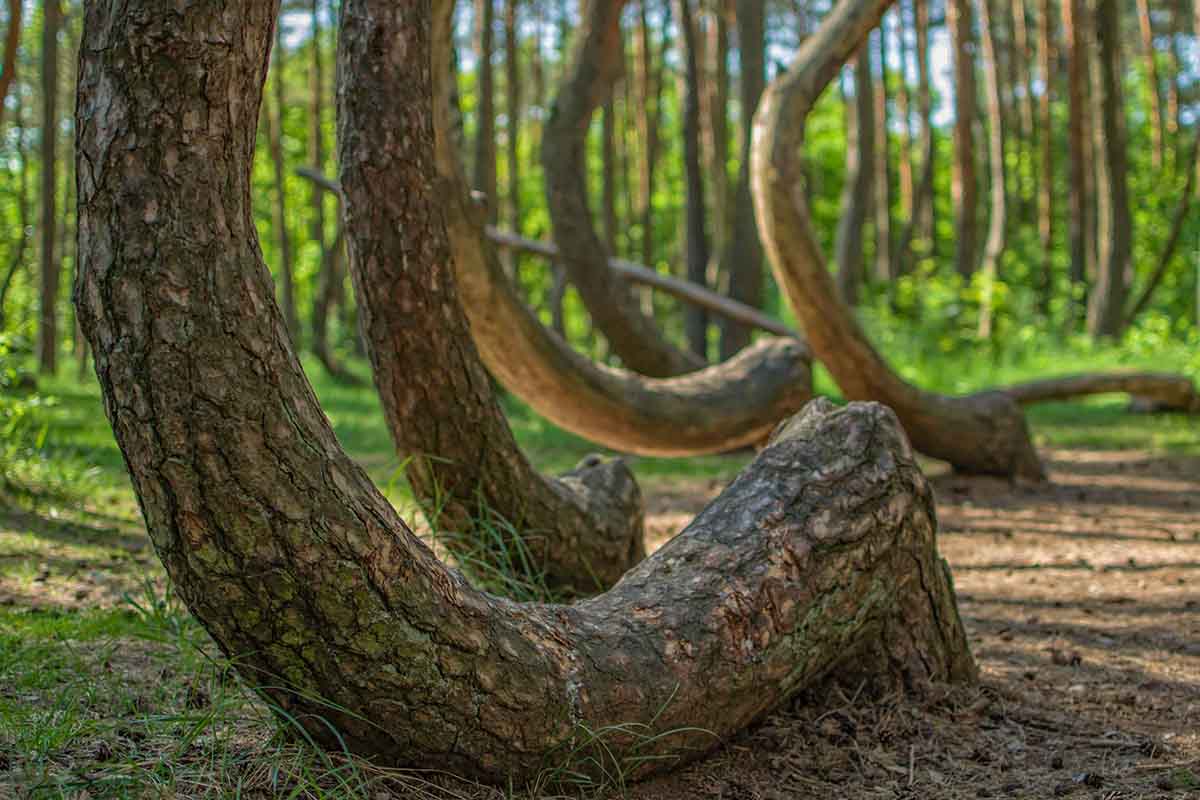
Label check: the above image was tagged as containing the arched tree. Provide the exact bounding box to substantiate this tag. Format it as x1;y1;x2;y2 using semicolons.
750;0;1045;479
75;0;974;783
432;0;815;457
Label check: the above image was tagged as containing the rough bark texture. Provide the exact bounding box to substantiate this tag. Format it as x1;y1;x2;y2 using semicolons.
542;0;704;377
38;0;59;375
677;0;711;358
337;0;644;593
751;0;1044;479
1085;0;1130;339
268;25;300;342
76;0;974;782
718;0;767;358
948;0;979;278
432;0;814;457
833;47;874;306
0;0;20;131
975;0;1006;339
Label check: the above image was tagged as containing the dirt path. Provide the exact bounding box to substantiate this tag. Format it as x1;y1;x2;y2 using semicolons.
631;448;1200;799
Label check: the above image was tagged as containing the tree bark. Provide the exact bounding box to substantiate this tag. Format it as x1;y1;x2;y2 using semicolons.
76;0;975;781
834;47;874;305
873;28;894;282
1005;372;1200;414
975;0;1006;339
1035;0;1054;315
431;0;814;457
473;0;498;221
1134;0;1164;172
1062;0;1089;309
635;0;664;277
268;24;300;342
1085;0;1130;339
718;0;766;358
338;0;643;593
1009;0;1035;227
704;0;731;265
503;0;521;245
751;0;1045;479
38;0;59;375
913;0;935;249
894;4;914;225
542;0;704;377
677;0;711;358
0;0;20;131
948;0;979;278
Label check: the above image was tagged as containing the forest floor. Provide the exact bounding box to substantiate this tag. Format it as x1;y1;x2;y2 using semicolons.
1;367;1198;799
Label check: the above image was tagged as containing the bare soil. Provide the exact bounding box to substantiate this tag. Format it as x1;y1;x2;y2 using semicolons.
630;447;1200;799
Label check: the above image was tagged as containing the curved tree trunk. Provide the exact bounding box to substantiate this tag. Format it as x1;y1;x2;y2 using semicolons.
76;0;975;782
338;0;642;594
542;0;704;377
750;0;1045;479
431;0;814;457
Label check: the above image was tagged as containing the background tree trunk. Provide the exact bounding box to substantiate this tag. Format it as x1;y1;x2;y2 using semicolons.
503;0;522;281
677;0;711;358
268;24;300;342
76;1;974;781
949;0;979;278
718;0;766;358
1085;0;1130;338
976;0;1006;339
473;0;498;220
38;0;60;375
1035;0;1054;315
1133;0;1164;171
834;47;874;305
1062;0;1089;312
873;28;895;282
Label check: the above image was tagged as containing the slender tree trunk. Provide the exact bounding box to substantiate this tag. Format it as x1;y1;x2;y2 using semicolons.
503;0;521;285
1164;3;1180;154
834;48;874;305
1010;0;1034;226
718;0;766;358
602;96;619;253
0;0;21;131
1035;0;1054;315
914;0;935;248
1063;0;1089;313
752;0;1044;479
473;0;498;219
1085;0;1130;338
949;0;979;278
677;0;710;357
873;28;895;282
976;0;1006;339
894;3;914;224
77;3;973;780
38;0;60;375
1134;0;1164;171
268;25;300;342
635;0;664;276
704;0;730;267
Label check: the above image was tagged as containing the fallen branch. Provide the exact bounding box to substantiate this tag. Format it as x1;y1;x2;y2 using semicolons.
1004;371;1200;413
